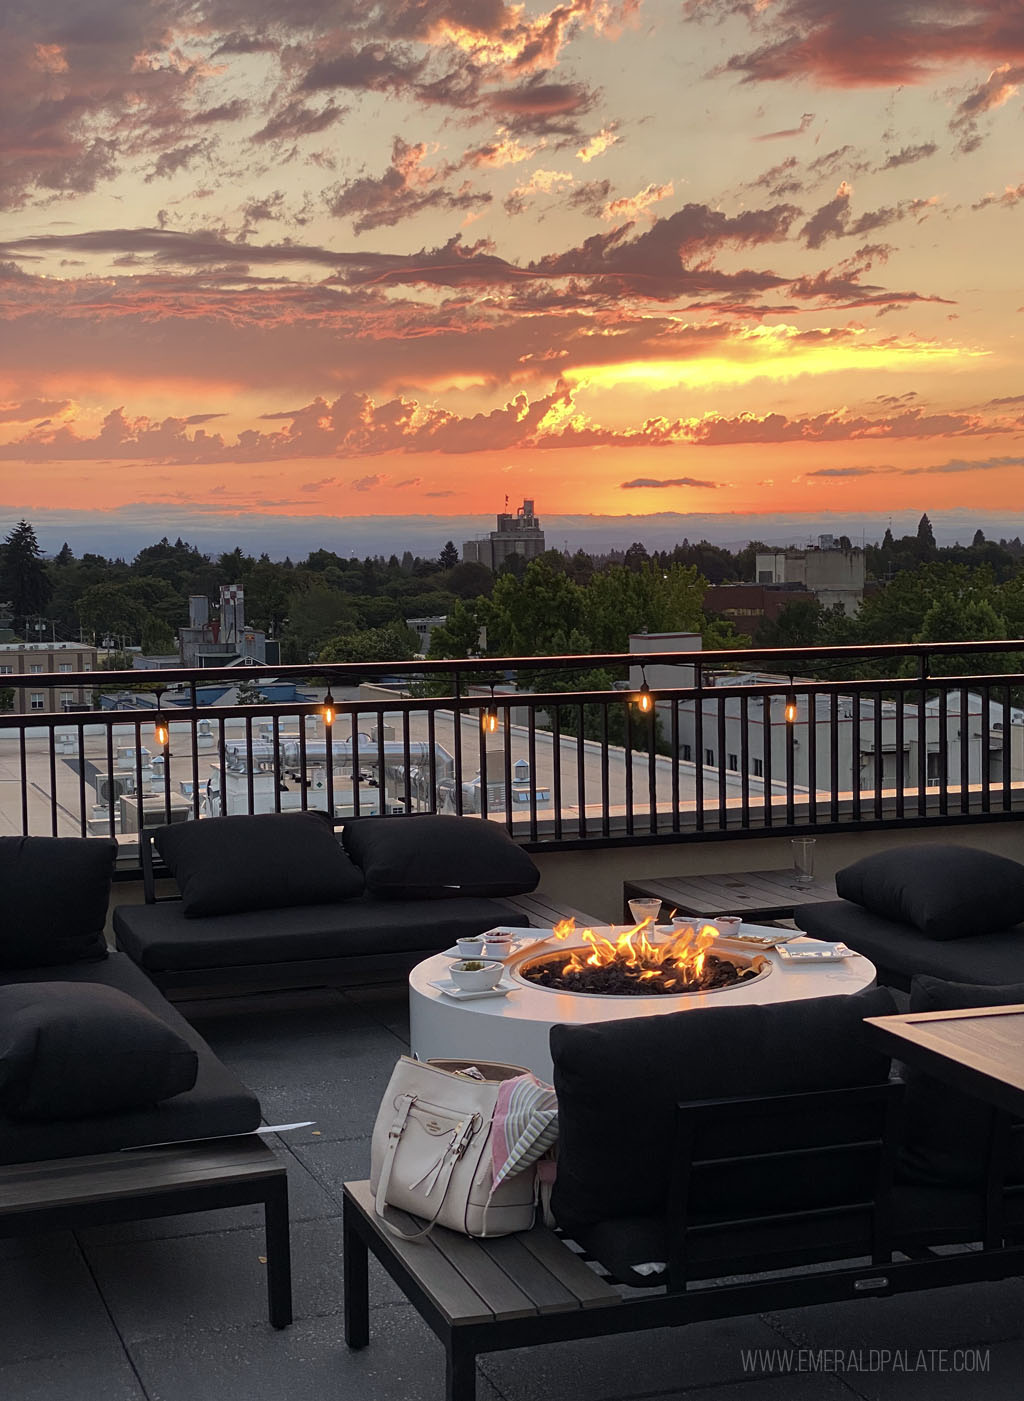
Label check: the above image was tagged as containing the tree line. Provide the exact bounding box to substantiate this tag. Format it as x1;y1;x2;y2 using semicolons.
2;514;1023;683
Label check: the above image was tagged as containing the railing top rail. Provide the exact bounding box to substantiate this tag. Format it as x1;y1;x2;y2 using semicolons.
7;637;1024;692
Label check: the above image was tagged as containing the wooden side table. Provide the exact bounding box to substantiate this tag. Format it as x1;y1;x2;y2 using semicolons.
623;869;836;924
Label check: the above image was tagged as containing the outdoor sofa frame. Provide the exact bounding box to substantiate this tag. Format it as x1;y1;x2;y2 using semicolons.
343;1081;1024;1401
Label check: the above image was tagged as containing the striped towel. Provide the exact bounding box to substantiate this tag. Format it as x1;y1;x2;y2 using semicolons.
490;1073;559;1190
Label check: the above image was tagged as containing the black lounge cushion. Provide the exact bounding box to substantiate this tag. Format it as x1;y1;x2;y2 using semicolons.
341;814;539;900
114;892;520;972
0;953;260;1163
550;985;896;1238
0;835;115;968
898;975;1024;1189
836;844;1024;940
154;810;364;917
0;982;197;1120
795;899;1024;987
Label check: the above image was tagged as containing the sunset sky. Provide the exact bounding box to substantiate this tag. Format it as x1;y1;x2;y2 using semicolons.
1;0;1023;556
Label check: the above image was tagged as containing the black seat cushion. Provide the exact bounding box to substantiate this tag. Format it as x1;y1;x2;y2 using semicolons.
550;986;896;1238
113;892;521;972
0;835;115;968
836;845;1024;940
341;814;540;900
154;811;364;917
0;953;260;1164
0;982;197;1120
794;900;1024;987
897;975;1024;1189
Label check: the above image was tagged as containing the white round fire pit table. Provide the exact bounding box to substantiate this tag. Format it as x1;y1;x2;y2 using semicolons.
409;926;876;1081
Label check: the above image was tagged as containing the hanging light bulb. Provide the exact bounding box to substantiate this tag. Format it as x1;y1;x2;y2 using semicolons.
321;687;336;727
633;666;654;713
784;686;798;724
153;690;169;749
481;684;500;734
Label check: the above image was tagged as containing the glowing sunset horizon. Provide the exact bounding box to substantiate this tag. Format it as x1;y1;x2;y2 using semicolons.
2;0;1022;552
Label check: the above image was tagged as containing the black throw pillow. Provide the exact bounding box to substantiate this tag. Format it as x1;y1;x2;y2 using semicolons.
836;845;1024;941
550;985;897;1235
341;814;540;899
154;810;364;917
0;982;198;1120
898;974;1024;1188
0;835;115;968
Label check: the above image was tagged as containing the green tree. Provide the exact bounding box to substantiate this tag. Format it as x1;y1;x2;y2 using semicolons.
0;520;52;634
141;617;177;654
76;581;147;644
426;599;484;659
915;512;937;558
318;622;417;664
439;540;459;569
235;677;268;705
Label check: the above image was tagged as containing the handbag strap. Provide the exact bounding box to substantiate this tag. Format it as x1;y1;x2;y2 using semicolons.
374;1093;479;1241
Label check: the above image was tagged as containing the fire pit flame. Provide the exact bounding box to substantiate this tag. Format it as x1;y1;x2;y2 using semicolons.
523;917;764;997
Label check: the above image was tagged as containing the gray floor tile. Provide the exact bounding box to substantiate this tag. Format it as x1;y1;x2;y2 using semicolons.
0;1349;146;1401
291;1134;373;1197
765;1276;1024;1353
239;1048;404;1145
0;1239;119;1364
479;1314;792;1401
129;1304;503;1401
85;1216;352;1342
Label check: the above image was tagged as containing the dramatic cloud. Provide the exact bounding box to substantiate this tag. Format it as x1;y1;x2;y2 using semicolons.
326;138;490;232
695;0;1024;90
620;477;718;489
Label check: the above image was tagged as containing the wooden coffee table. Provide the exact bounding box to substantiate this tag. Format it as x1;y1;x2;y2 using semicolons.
866;1005;1024;1119
623;869;836;924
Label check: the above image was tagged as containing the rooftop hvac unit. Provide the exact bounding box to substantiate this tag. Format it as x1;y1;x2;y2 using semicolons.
95;774;131;805
119;794;192;833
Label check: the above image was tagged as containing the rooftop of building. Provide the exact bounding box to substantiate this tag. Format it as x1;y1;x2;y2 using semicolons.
7;956;1024;1401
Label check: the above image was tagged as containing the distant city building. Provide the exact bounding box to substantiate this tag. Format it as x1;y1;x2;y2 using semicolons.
0;641;99;713
406;615;447;653
703;582;808;638
178;586;278;668
754;538;865;615
462;499;545;570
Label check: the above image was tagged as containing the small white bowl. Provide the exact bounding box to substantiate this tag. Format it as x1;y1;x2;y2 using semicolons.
449;959;504;991
456;936;484;958
482;937;515;959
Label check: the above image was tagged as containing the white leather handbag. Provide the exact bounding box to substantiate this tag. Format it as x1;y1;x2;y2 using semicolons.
369;1056;538;1239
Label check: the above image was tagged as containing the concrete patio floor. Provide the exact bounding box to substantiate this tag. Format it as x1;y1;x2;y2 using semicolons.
4;980;1024;1401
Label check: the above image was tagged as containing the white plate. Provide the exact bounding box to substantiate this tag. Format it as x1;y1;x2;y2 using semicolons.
776;943;854;962
429;977;516;1001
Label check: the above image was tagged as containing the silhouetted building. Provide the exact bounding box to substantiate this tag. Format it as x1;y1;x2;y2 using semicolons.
178;586;278;667
462;499;545;570
754;538;865;615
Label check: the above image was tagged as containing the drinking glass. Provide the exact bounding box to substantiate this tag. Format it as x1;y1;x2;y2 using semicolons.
791;837;816;887
628;897;662;927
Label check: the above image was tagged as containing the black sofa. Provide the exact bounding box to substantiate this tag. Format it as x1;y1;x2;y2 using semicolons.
795;844;1024;990
0;834;261;1164
114;811;589;993
0;834;291;1326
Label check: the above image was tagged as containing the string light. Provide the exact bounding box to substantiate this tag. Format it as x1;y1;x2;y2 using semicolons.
784;677;798;724
634;666;654;714
481;684;500;734
321;686;336;727
153;689;169;749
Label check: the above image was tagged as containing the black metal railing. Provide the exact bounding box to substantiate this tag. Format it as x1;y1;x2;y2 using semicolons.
2;640;1024;869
